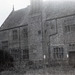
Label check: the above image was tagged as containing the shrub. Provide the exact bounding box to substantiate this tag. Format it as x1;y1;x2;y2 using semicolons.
0;49;14;72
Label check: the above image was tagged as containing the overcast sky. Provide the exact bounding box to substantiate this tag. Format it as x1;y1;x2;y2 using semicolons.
0;0;74;26
0;0;30;26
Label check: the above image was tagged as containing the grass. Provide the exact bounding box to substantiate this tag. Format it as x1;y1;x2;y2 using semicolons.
1;61;75;75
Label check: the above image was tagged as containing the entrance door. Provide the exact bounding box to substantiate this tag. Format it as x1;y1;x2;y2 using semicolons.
69;51;75;65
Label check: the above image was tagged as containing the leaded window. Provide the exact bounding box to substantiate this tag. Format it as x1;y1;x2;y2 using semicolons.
53;47;64;59
69;43;75;49
64;25;75;32
64;25;70;32
12;30;18;40
23;49;29;59
2;41;8;50
23;28;28;38
11;49;19;60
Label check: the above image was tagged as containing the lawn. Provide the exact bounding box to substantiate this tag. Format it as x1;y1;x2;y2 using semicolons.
1;65;75;75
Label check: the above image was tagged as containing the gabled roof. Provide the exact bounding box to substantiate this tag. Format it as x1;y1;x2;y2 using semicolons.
1;1;75;31
1;6;30;30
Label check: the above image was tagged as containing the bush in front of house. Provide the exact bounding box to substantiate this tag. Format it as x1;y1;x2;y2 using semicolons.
0;49;14;72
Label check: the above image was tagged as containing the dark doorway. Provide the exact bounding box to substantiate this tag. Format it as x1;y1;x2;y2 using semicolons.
69;51;75;65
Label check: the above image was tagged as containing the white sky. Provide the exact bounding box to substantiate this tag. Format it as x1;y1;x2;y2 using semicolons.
0;0;74;26
0;0;30;26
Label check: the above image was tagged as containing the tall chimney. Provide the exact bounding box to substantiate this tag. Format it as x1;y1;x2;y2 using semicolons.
30;0;42;14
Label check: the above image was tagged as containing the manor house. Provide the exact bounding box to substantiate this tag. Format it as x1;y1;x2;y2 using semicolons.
0;0;75;65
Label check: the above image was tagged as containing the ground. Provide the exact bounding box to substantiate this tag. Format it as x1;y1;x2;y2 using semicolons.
1;65;75;75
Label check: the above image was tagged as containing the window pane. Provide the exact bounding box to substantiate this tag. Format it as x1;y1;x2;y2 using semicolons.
23;49;29;59
53;47;64;59
2;41;8;50
64;25;70;32
71;25;75;31
23;28;28;38
12;30;18;40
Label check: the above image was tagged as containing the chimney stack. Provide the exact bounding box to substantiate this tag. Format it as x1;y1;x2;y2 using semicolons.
30;0;42;13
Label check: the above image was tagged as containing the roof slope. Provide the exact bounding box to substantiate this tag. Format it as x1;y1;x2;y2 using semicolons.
44;1;75;19
1;6;30;30
1;1;75;30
